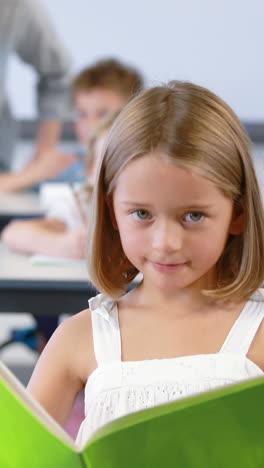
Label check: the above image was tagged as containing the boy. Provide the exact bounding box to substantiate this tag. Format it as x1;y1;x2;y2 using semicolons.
1;58;143;257
0;56;143;191
1;58;143;350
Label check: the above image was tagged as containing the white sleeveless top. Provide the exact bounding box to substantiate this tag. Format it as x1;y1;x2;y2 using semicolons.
76;290;264;446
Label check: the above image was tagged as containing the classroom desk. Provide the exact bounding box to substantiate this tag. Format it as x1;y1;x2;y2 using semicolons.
0;192;44;231
0;243;96;315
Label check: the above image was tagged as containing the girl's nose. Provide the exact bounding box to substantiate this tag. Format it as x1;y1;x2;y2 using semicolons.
151;221;183;253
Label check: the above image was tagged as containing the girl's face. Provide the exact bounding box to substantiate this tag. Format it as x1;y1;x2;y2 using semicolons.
111;153;242;294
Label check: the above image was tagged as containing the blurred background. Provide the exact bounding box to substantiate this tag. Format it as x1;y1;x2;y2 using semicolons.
1;0;264;437
7;0;264;122
2;0;264;370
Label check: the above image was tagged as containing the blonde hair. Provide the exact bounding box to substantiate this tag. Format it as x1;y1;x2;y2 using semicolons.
87;81;264;301
72;58;143;100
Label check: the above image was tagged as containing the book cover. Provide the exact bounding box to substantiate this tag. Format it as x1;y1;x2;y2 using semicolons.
1;360;264;467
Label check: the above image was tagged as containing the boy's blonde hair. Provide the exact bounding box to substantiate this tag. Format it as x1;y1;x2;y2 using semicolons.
87;81;264;301
72;58;143;100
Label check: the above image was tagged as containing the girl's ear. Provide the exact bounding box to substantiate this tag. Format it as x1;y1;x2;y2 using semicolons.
106;197;118;230
229;200;244;235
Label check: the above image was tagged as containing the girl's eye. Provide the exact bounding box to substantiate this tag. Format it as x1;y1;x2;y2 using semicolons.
184;212;204;223
132;209;151;220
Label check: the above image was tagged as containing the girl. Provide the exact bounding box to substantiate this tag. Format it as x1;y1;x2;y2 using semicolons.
28;81;264;446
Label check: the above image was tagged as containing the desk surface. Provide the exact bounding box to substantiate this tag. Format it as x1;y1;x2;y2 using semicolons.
0;243;139;315
0;243;88;283
0;242;94;315
0;192;44;216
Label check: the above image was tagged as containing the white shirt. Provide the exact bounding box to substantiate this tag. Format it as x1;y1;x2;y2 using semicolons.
76;290;264;446
40;183;83;229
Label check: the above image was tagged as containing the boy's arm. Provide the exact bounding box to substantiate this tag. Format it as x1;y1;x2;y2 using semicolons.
1;218;67;255
0;151;77;192
31;121;62;161
1;218;86;258
27;310;95;425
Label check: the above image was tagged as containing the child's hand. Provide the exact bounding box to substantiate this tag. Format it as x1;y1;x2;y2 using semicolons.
62;226;86;259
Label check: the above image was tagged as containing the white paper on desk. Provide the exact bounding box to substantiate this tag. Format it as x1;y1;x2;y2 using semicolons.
39;182;83;229
30;254;86;267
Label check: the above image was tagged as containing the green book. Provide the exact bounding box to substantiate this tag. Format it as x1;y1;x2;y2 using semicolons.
1;360;264;468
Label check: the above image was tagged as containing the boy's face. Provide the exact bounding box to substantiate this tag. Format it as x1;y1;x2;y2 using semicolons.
74;88;127;143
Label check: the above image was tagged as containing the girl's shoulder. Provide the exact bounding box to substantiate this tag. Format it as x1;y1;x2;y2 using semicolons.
60;307;92;336
54;307;97;382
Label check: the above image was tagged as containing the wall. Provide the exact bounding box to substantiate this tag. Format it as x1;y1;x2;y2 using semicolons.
6;0;264;121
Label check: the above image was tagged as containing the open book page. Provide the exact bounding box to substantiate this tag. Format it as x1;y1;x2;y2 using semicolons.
1;359;264;466
0;361;76;450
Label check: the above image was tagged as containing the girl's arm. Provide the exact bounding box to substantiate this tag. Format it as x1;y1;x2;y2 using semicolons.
1;218;86;258
27;309;95;426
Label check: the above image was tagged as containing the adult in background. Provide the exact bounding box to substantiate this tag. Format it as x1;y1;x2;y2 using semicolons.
0;0;74;191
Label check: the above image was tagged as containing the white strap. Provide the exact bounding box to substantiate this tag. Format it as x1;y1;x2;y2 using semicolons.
220;298;264;355
90;296;121;366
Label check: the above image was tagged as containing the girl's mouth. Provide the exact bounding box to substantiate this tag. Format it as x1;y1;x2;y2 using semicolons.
149;261;187;273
